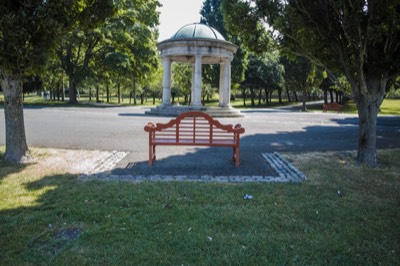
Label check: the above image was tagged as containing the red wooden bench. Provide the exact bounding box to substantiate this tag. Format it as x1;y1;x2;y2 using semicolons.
144;111;245;167
323;102;344;113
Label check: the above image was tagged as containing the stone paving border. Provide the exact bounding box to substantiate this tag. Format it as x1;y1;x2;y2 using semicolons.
80;152;306;183
261;152;307;182
84;151;129;175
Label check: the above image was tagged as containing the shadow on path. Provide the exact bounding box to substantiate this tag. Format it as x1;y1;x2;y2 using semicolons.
112;117;400;177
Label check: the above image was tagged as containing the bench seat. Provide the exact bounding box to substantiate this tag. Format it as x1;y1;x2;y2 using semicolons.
323;102;344;113
152;138;237;146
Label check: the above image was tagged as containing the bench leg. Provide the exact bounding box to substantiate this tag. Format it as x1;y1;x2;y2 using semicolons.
148;144;153;166
149;144;156;166
233;147;240;167
235;148;240;167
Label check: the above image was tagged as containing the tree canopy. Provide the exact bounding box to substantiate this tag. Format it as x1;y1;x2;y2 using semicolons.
200;0;248;90
0;0;159;163
222;0;400;166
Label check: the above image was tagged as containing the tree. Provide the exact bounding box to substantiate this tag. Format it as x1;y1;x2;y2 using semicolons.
200;0;248;91
57;0;160;104
58;28;105;103
172;63;192;104
0;0;116;163
222;0;400;166
241;54;267;107
241;51;284;107
143;64;163;105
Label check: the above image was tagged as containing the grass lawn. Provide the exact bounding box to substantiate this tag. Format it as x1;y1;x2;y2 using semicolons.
305;98;400;115
380;99;400;115
0;148;399;265
1;93;399;115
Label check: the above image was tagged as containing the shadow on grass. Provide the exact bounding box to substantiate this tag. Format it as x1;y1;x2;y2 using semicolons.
0;151;29;182
1;157;399;265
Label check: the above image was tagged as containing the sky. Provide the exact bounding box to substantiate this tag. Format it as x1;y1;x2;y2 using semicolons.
157;0;204;42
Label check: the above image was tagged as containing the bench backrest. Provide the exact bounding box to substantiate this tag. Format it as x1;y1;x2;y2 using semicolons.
144;111;245;144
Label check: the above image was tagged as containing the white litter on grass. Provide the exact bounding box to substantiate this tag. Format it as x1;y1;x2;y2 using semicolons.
244;194;253;199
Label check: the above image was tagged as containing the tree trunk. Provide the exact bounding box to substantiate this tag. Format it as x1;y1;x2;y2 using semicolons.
61;74;65;101
356;97;379;166
133;81;137;105
106;82;110;103
1;71;31;163
96;87;100;102
69;78;78;104
329;89;334;103
264;88;269;105
286;87;291;102
353;76;386;167
117;82;121;104
250;88;255;107
269;90;273;104
278;87;282;103
302;88;307;112
57;82;61;101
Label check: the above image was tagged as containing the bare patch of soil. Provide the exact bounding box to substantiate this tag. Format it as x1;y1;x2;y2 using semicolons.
31;148;115;174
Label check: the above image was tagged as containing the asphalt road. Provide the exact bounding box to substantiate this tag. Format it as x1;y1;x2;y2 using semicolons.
1;105;399;176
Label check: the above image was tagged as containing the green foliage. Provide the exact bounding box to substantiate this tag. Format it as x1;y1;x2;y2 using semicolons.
200;0;248;89
221;0;273;53
56;0;160;103
172;63;192;102
0;0;116;76
222;0;400;165
0;148;399;264
281;55;312;93
223;0;400;95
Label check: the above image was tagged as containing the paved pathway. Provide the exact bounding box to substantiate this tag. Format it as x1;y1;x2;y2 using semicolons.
1;104;400;182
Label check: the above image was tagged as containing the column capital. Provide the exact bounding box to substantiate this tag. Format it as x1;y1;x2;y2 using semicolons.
161;56;171;62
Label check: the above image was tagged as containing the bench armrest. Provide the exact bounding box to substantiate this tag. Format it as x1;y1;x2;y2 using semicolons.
144;122;156;132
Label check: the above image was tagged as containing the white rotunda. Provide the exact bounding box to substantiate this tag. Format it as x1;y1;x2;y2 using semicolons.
146;23;243;117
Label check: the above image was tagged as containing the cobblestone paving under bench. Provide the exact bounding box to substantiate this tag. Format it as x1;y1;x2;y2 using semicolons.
80;152;306;183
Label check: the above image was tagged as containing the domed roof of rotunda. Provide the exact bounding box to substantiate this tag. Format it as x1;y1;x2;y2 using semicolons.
171;23;225;41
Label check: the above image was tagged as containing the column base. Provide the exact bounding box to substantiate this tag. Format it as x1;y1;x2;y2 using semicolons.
161;102;173;107
190;103;203;109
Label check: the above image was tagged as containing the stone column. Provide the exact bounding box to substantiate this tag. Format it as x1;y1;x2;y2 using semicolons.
192;54;202;107
219;61;226;107
224;58;232;107
191;63;195;105
162;56;171;106
219;58;232;107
